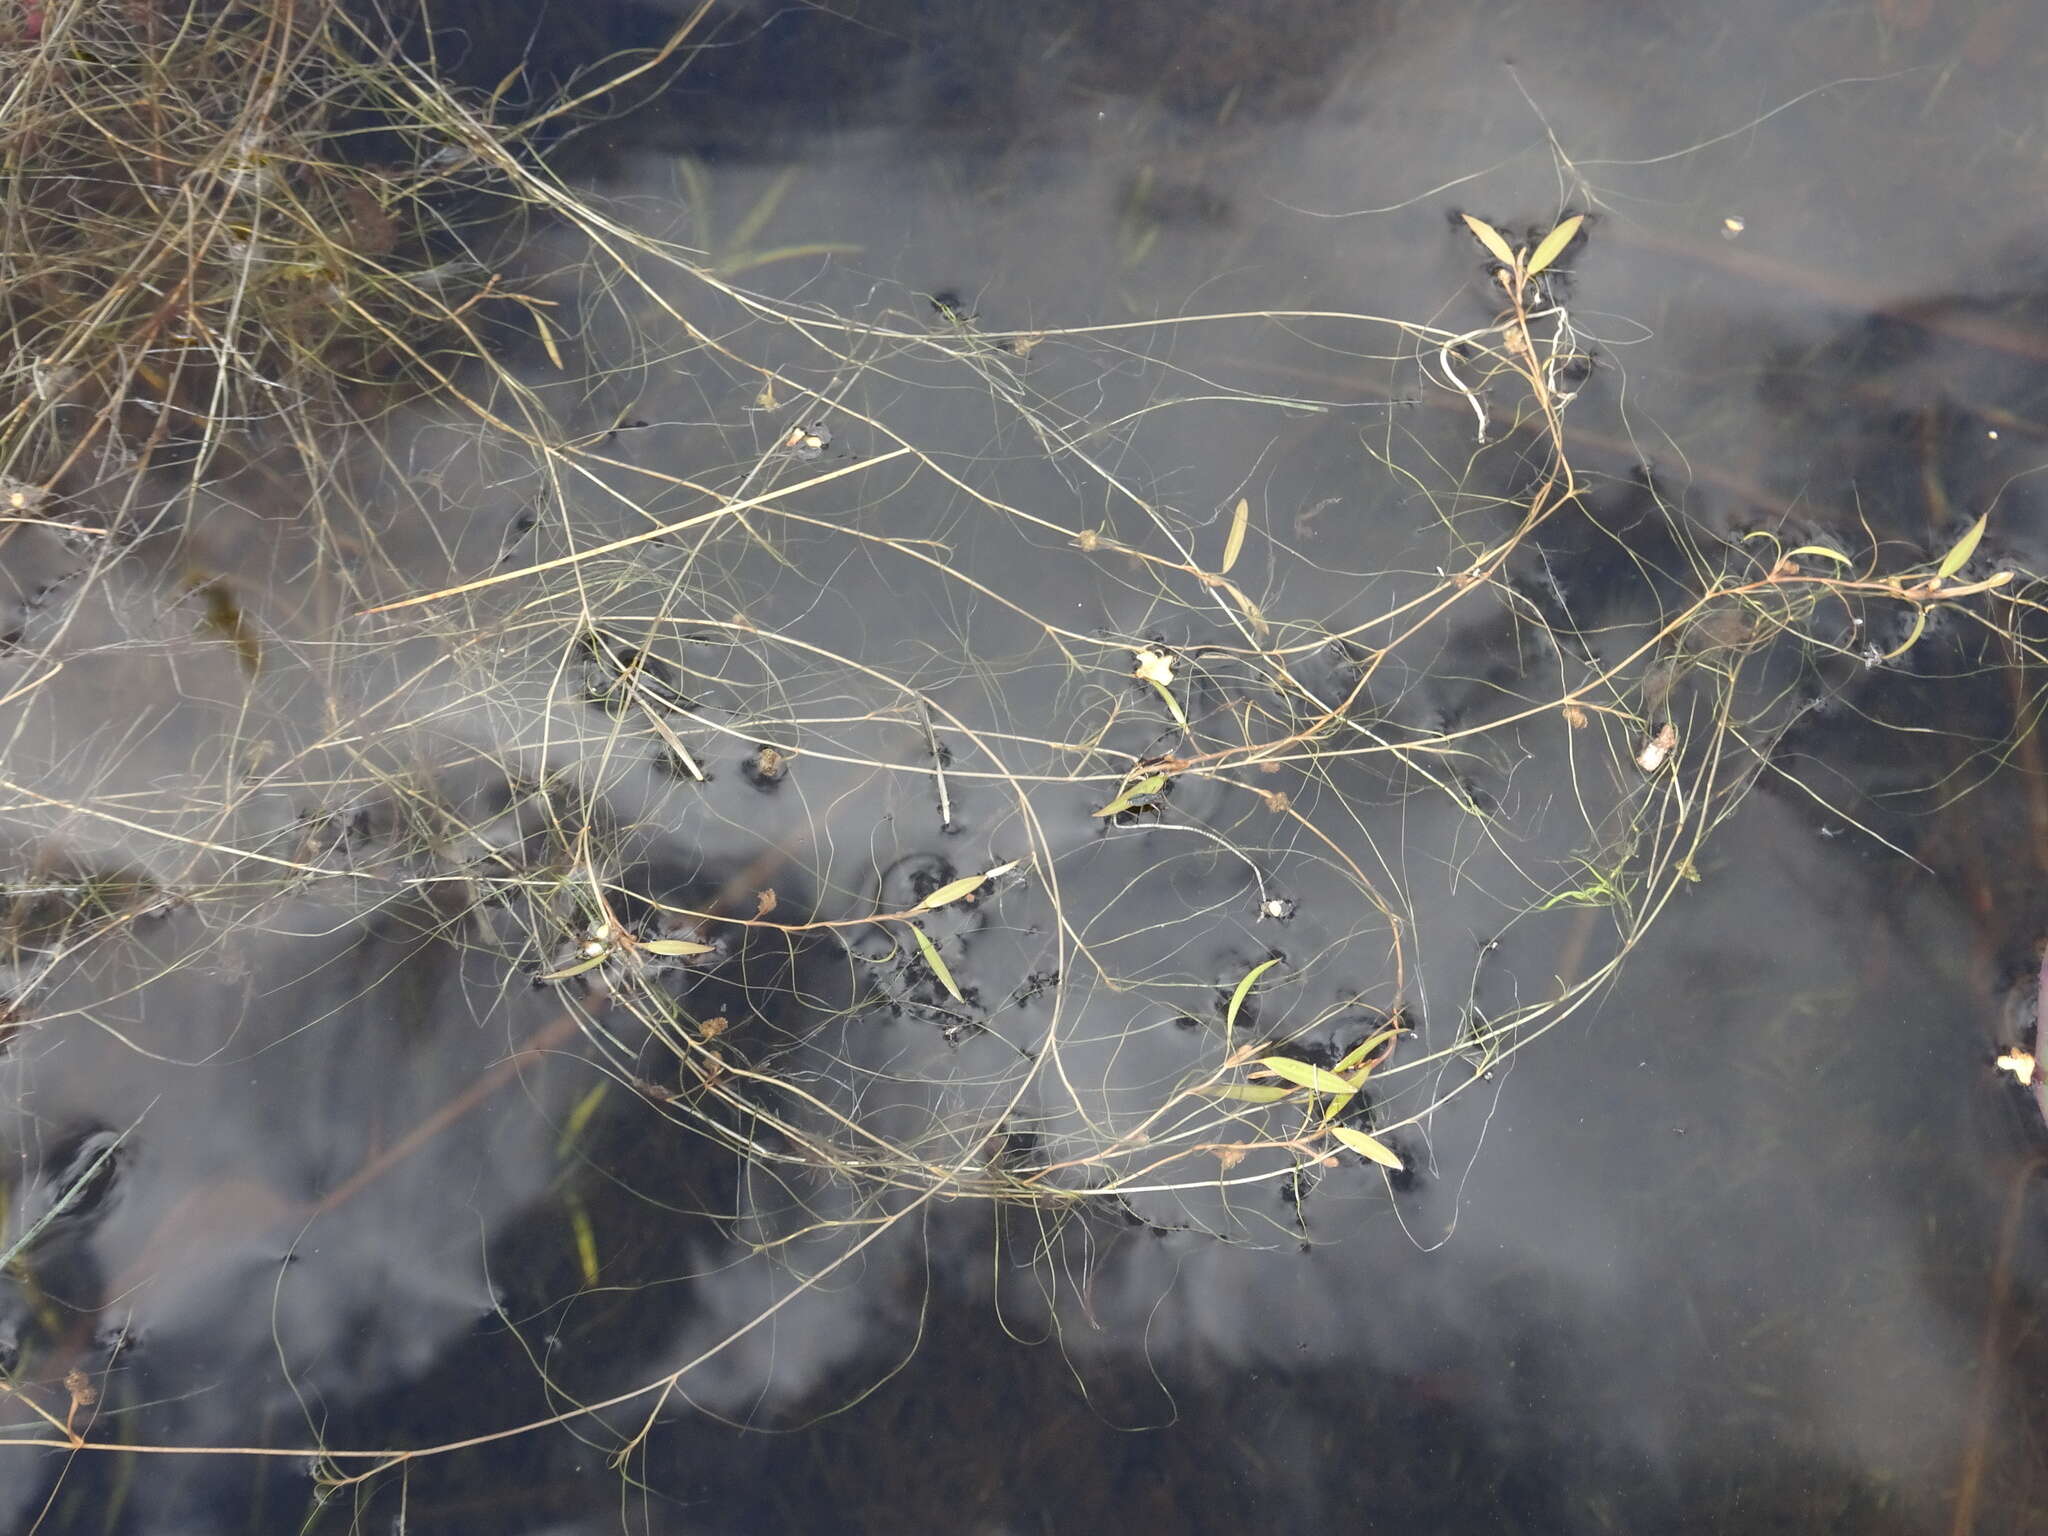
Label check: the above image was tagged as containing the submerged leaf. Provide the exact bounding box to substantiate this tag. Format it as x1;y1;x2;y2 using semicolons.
1330;1123;1403;1169
1525;214;1585;277
1935;511;1988;579
1461;213;1516;267
910;923;963;1001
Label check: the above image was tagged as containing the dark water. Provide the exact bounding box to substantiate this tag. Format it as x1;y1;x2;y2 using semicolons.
5;1;2048;1531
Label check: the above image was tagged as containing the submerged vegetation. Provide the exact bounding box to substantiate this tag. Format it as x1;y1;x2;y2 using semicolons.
1;0;2045;1521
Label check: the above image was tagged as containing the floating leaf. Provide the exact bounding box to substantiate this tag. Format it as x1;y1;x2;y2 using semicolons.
642;937;718;958
910;923;963;1001
1784;544;1854;566
1935;511;1988;580
539;953;609;982
1147;677;1190;733
533;311;565;371
1319;1088;1357;1124
1258;1055;1353;1096
1230;586;1271;639
1200;1082;1295;1104
1330;1123;1403;1169
1093;771;1167;818
1525;214;1584;278
1881;608;1928;661
1225;957;1281;1037
1333;1025;1401;1078
1461;213;1516;268
917;870;991;911
1222;497;1249;574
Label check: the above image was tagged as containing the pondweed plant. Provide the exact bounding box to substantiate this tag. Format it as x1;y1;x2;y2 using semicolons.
1;2;2044;1502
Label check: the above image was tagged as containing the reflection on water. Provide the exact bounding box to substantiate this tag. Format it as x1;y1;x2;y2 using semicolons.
4;0;2048;1531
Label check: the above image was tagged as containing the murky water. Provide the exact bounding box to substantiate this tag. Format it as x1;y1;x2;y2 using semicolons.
5;1;2048;1531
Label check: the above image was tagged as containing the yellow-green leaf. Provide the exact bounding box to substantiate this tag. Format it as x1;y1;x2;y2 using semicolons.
533;311;565;371
1784;544;1854;566
916;871;990;911
1330;1123;1403;1169
1221;497;1249;574
1333;1026;1400;1078
1200;1083;1295;1104
1226;957;1281;1036
1935;512;1988;580
1461;213;1516;268
910;923;962;1001
1525;214;1584;278
1881;608;1927;661
1319;1088;1358;1123
1230;586;1270;639
539;953;609;982
1146;677;1190;734
1093;772;1167;818
1258;1055;1353;1096
642;937;718;957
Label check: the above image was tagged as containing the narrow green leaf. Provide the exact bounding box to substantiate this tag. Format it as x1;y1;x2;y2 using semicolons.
641;937;718;958
1461;213;1516;267
916;871;990;911
1221;497;1249;574
1093;771;1167;818
1258;1055;1353;1096
1330;1123;1403;1169
1524;214;1584;278
1935;512;1988;580
1225;957;1281;1036
1146;678;1190;734
1784;544;1854;566
1319;1088;1358;1123
1333;1025;1400;1078
1200;1083;1295;1104
910;923;963;1001
539;953;608;982
1881;608;1928;660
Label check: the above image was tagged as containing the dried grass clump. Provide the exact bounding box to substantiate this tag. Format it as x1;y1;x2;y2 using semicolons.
0;0;513;504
